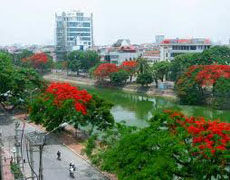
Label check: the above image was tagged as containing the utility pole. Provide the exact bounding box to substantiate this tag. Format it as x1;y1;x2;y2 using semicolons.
29;141;35;180
38;144;44;180
0;131;3;180
15;122;20;164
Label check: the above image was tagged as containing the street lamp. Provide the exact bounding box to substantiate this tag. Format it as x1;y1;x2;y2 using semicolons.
39;122;68;180
25;122;69;180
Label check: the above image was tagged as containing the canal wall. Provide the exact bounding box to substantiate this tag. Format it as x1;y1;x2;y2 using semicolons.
43;72;177;99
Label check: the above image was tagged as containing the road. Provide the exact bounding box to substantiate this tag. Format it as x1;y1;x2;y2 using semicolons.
0;110;107;180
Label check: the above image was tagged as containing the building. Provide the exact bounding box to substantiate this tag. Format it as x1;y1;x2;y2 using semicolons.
142;48;160;64
55;10;93;60
160;38;212;61
100;39;140;65
155;35;165;45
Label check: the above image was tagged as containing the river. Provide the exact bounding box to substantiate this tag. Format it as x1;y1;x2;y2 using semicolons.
78;84;230;127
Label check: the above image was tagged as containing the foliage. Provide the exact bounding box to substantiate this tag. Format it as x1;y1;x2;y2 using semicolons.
152;61;171;82
88;63;103;78
136;58;150;74
30;82;114;132
82;50;100;71
87;110;230;180
94;63;119;81
22;52;53;72
53;61;67;71
176;65;230;106
68;59;82;75
11;163;23;179
13;49;33;66
136;72;153;86
170;46;230;81
200;45;230;65
109;70;129;85
67;50;100;73
119;60;138;82
84;94;114;134
175;66;204;105
213;77;230;109
170;53;200;81
0;52;44;111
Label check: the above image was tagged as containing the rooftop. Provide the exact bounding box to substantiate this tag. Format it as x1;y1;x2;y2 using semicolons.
161;38;211;45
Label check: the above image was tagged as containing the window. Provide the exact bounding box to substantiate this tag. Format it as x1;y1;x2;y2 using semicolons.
83;22;90;27
190;46;196;50
76;28;90;32
81;37;91;41
67;22;79;26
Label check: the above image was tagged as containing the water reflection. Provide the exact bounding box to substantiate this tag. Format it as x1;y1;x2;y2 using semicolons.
78;85;230;126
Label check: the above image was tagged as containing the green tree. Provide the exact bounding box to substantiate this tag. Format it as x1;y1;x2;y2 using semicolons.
13;49;33;66
109;70;129;85
82;50;100;71
152;61;171;82
170;53;200;81
84;95;114;135
68;59;82;75
0;52;44;111
199;45;230;65
136;58;150;74
136;73;153;86
213;77;230;109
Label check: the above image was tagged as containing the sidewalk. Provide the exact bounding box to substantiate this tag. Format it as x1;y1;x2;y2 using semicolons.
1;149;14;180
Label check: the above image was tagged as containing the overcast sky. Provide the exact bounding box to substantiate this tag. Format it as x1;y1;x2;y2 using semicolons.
0;0;230;46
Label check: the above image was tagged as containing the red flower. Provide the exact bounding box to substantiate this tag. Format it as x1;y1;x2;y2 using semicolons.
46;82;92;115
94;63;119;78
22;53;48;68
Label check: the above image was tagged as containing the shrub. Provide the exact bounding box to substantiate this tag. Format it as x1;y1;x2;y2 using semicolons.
136;73;153;86
110;70;129;85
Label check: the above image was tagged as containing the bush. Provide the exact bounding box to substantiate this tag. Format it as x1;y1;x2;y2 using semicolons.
109;70;129;85
136;73;153;86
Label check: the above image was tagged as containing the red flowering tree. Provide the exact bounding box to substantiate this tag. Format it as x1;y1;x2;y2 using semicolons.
119;61;138;82
162;110;230;178
165;110;230;155
90;110;230;179
176;65;230;107
94;63;119;81
22;53;52;72
29;82;114;131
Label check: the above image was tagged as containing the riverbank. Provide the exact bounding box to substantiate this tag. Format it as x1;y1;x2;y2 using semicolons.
43;72;176;99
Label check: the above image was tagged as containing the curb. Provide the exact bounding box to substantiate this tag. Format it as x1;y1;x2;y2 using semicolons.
61;143;110;180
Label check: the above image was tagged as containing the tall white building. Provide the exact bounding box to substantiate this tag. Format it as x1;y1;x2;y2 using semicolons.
55;10;94;60
160;38;212;61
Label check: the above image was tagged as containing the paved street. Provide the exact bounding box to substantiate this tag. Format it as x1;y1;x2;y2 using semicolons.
0;110;106;180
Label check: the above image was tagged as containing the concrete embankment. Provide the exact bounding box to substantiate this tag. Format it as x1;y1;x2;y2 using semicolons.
43;73;177;99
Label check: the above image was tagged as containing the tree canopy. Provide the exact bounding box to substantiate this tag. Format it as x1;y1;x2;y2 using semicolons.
0;52;44;111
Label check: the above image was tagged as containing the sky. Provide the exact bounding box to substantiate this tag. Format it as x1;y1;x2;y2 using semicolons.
0;0;230;46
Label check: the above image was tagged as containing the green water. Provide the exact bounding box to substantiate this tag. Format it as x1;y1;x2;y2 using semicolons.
79;85;230;127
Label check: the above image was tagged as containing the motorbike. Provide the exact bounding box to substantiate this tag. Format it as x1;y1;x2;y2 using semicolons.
69;168;75;178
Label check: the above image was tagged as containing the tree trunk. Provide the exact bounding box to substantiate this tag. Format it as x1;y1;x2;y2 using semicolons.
155;79;158;88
